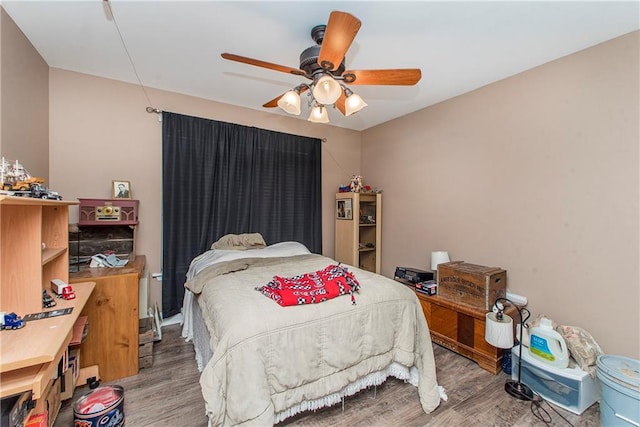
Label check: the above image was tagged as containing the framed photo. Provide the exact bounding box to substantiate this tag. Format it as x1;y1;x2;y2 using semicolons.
112;180;132;199
336;198;353;220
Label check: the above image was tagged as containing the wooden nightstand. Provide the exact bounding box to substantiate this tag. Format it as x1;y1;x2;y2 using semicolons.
69;255;145;382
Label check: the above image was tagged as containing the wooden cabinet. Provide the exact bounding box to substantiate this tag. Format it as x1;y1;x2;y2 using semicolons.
414;291;517;374
1;196;78;314
334;192;382;273
69;255;145;382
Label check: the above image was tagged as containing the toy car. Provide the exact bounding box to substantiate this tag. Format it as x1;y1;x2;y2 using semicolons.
1;312;25;330
51;279;76;300
29;183;62;200
43;289;56;308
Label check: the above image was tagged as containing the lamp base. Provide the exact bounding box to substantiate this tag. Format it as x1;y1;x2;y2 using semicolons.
505;380;534;401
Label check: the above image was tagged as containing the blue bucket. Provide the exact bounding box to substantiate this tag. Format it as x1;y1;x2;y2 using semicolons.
73;385;125;427
596;355;640;426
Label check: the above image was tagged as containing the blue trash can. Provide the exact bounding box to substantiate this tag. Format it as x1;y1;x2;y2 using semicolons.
596;355;640;426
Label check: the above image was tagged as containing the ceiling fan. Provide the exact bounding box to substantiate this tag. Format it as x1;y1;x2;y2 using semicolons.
221;11;422;123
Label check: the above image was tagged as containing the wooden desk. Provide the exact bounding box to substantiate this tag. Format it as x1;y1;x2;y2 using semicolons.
70;255;145;381
0;281;95;399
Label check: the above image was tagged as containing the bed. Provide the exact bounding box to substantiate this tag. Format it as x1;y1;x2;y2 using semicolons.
181;239;443;426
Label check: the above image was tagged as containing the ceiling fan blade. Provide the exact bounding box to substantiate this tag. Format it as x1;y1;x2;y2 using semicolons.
263;95;282;109
317;11;361;72
342;69;422;86
334;91;347;115
221;53;308;78
263;86;309;108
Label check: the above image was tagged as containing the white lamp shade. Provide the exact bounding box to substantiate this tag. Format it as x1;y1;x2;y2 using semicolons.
485;312;515;349
345;93;368;116
312;75;342;105
277;90;301;115
431;251;450;271
308;105;329;123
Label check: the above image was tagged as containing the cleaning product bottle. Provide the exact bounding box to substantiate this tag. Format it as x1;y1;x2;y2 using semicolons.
528;317;569;368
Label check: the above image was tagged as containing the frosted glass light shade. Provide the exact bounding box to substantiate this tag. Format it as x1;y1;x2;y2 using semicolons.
312;75;342;105
277;90;301;115
485;312;514;349
308;105;329;123
345;93;368;116
431;251;450;271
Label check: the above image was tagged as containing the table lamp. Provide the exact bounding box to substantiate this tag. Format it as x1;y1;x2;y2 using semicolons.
431;251;450;280
485;297;533;400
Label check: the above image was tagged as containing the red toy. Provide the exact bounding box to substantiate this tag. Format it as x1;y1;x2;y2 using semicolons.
51;279;76;300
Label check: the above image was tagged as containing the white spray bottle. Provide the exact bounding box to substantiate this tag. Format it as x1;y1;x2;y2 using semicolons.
528;317;569;368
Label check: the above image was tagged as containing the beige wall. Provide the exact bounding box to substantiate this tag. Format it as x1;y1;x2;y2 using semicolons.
362;31;639;358
48;69;361;312
0;8;49;178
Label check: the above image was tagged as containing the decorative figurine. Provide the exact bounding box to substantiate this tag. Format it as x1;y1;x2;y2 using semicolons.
0;157;62;199
350;175;363;193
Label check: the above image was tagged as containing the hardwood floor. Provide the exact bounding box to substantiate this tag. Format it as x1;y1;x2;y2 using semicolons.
55;324;600;426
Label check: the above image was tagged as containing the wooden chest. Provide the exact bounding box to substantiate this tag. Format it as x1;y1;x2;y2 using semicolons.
437;261;507;310
69;225;136;265
416;292;516;374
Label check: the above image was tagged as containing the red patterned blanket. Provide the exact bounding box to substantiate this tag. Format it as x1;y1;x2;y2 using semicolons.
256;264;360;306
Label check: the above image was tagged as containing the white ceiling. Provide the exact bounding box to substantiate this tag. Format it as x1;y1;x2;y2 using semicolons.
3;1;639;131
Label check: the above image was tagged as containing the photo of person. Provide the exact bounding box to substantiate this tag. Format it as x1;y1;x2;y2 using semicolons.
112;180;132;199
337;200;346;218
336;199;352;220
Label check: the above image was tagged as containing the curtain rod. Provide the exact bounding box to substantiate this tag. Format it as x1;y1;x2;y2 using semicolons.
146;109;327;142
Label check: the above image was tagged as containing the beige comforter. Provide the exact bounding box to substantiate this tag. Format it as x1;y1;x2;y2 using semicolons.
186;253;441;426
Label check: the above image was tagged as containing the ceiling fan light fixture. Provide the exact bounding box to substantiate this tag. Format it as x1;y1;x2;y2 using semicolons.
344;91;368;116
277;89;301;115
312;75;342;105
220;11;423;123
308;105;329;123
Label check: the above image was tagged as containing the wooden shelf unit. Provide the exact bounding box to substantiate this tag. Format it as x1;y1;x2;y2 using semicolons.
334;192;382;273
0;195;96;424
0;196;78;315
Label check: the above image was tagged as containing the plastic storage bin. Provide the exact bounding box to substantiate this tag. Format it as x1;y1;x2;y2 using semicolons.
596;355;640;426
512;346;598;414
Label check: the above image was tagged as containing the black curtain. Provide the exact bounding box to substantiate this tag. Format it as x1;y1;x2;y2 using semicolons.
161;112;322;318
